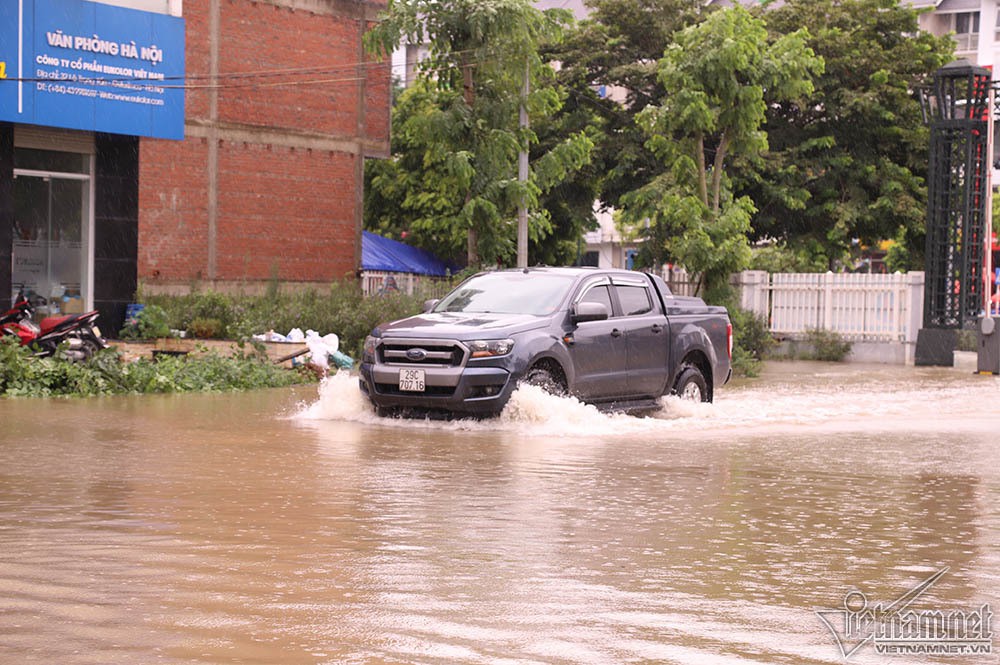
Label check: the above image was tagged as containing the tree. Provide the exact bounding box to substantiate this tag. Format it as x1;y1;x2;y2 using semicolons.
618;6;822;299
743;0;954;268
549;0;706;208
364;0;593;266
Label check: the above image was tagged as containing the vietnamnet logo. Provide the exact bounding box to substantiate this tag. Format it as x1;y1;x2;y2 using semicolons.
816;568;993;658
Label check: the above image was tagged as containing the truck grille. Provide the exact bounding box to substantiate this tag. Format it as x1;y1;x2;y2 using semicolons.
379;340;466;367
374;383;457;397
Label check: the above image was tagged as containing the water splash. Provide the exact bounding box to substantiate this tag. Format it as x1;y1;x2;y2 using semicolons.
297;371;374;423
295;368;1000;438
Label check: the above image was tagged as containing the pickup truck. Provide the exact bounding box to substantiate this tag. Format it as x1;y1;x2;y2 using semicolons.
359;267;732;418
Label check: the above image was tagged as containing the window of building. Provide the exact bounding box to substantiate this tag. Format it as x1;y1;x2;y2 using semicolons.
953;12;980;51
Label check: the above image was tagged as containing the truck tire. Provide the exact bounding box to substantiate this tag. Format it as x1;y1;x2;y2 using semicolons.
522;366;566;396
672;365;709;402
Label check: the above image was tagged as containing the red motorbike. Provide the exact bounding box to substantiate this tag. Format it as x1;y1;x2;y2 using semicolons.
1;292;109;361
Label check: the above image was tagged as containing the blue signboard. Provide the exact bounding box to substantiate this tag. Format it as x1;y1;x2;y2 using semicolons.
0;0;185;140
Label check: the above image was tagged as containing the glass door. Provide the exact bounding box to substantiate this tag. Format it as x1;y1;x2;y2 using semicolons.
12;171;91;316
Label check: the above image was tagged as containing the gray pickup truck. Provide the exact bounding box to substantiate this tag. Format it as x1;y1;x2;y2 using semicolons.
359;267;732;417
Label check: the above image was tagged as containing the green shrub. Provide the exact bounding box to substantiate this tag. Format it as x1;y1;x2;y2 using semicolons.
804;328;852;362
119;304;172;340
0;335;315;398
188;317;225;339
956;329;978;353
142;280;429;358
728;307;774;377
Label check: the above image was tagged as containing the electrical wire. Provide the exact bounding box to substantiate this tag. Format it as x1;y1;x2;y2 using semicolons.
5;47;488;90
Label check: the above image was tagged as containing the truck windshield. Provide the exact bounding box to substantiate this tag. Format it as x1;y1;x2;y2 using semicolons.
435;272;575;315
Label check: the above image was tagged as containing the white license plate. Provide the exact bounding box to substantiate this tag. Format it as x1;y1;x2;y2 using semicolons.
399;368;425;392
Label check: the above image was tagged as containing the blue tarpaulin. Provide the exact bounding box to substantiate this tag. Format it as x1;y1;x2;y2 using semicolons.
361;231;454;276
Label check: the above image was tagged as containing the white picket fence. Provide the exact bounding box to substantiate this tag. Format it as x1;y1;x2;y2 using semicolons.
735;270;926;363
737;270;925;341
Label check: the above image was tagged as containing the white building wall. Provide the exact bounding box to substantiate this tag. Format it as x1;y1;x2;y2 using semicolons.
89;0;182;16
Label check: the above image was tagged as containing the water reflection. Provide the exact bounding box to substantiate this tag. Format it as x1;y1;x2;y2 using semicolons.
0;363;997;663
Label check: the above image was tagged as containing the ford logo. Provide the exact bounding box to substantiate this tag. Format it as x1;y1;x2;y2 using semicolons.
406;348;428;361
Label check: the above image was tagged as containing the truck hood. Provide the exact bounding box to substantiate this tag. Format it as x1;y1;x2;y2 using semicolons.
376;311;552;339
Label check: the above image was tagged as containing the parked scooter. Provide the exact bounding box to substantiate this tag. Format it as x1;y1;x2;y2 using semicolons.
1;291;109;361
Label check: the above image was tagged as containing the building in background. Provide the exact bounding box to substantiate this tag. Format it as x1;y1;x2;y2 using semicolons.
1;0;390;333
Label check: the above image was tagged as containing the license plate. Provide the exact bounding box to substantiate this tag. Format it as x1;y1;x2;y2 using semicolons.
399;368;425;392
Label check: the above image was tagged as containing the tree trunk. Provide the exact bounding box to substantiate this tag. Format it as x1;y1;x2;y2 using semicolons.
467;226;478;266
710;133;730;214
462;51;476;264
461;53;475;107
696;133;708;207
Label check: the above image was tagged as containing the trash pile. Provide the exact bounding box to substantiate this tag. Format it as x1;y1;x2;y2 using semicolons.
253;328;354;370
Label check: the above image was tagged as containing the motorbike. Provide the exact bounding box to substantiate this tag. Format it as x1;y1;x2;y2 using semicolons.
1;291;109;361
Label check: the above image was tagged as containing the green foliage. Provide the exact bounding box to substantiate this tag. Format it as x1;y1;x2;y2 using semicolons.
884;227;922;274
803;328;852;362
169;291;235;338
364;0;594;267
727;306;774;377
119;304;172;340
619;6;821;295
956;329;978;353
550;0;706;208
744;0;954;264
144;281;428;359
188;317;225;339
0;336;314;398
750;241;830;273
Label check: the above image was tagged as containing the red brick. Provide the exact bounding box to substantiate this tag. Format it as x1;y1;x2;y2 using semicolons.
138;0;390;286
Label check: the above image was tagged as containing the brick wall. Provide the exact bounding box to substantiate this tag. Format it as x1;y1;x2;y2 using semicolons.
215;142;357;281
138;0;389;288
138;137;210;281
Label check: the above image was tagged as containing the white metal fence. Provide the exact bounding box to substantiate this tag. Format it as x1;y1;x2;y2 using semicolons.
360;270;454;298
737;270;925;343
659;265;699;296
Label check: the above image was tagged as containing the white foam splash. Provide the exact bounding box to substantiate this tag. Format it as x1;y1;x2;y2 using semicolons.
294;369;1000;438
297;371;375;422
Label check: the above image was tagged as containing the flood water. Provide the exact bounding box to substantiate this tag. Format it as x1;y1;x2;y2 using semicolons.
1;361;998;664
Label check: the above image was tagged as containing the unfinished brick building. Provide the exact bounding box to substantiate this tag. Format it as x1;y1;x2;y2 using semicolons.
1;0;390;333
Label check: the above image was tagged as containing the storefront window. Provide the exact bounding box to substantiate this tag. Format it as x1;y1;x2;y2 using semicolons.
11;147;92;316
14;147;89;174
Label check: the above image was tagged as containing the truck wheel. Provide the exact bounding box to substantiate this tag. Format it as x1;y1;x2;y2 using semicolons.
522;366;566;396
672;365;709;402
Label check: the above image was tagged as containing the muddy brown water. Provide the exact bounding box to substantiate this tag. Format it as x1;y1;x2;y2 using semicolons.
1;362;998;664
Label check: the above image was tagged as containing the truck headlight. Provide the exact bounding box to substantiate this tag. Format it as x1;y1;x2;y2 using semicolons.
363;335;378;359
468;338;514;358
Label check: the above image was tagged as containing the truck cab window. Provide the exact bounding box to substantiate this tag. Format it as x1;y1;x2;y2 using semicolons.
615;285;653;316
579;284;614;314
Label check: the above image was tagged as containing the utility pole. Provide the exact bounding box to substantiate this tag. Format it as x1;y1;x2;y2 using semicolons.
517;59;529;268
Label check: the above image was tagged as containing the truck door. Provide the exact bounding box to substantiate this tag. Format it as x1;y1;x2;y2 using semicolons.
569;281;629;399
612;278;670;398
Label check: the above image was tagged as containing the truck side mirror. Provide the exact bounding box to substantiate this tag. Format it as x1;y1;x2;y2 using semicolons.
572;301;609;323
423;299;440;313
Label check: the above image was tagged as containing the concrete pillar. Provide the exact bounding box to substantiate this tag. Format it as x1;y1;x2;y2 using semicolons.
979;0;998;69
737;270;769;318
